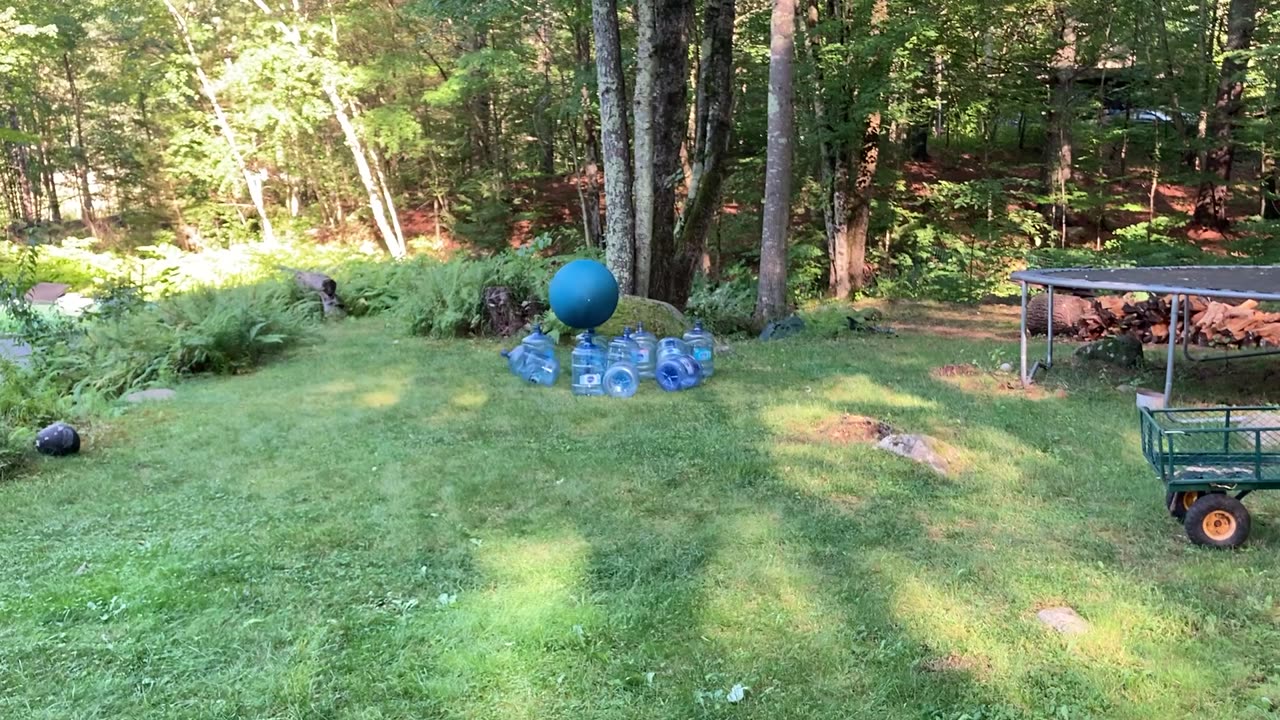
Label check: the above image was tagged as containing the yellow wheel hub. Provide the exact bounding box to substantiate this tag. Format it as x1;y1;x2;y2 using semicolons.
1181;492;1200;512
1203;510;1237;542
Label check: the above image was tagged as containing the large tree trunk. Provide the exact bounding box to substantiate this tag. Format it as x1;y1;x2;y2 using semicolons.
61;53;97;235
807;0;853;299
756;0;797;325
648;0;694;304
163;0;276;245
1041;5;1077;241
572;21;604;248
669;0;737;307
847;0;888;294
323;83;405;257
1193;0;1258;230
632;0;658;297
5;109;36;225
593;0;636;295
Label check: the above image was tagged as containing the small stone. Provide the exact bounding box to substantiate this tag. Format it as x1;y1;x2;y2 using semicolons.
999;362;1014;373
1037;606;1089;635
124;388;177;403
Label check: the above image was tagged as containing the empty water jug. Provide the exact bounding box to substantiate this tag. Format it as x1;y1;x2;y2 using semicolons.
608;328;643;367
632;323;658;379
656;337;691;363
604;362;639;398
683;320;715;378
500;345;529;376
571;334;608;396
655;355;703;392
524;352;561;386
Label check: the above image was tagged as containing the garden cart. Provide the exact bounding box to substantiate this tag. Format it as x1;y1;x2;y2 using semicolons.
1141;406;1280;548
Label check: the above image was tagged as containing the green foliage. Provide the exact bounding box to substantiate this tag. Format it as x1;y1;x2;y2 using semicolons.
687;273;758;336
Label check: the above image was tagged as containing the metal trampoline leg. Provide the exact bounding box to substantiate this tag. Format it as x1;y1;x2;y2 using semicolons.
1164;294;1180;405
1020;282;1030;386
1046;286;1055;369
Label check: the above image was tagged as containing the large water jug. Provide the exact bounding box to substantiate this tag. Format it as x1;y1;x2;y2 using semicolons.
524;352;561;386
500;345;528;376
571;334;607;396
576;329;608;352
604;362;639;398
522;325;556;358
632;323;658;379
683;320;715;378
608;328;642;367
655;354;703;392
656;337;691;363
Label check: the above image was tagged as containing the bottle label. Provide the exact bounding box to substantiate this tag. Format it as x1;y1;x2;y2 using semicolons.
581;373;601;387
694;348;712;362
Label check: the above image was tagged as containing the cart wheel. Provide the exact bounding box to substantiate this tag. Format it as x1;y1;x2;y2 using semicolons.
1167;491;1203;520
1184;494;1251;549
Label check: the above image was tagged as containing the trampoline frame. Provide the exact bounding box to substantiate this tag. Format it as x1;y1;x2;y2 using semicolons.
1011;266;1280;405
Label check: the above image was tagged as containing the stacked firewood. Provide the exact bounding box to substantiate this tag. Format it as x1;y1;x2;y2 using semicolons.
1074;295;1280;348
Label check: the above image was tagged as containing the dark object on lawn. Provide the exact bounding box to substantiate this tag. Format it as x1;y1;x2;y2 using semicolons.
760;315;805;341
846;309;895;335
485;286;545;338
36;422;80;456
280;266;345;317
1025;293;1091;336
1073;333;1145;368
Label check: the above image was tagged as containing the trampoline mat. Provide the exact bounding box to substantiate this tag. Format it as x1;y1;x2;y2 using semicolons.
1011;266;1280;301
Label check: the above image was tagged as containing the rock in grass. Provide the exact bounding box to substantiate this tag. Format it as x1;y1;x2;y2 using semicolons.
760;315;806;341
125;388;177;404
876;434;952;475
1073;334;1145;369
595;295;689;339
1037;606;1089;635
35;422;80;457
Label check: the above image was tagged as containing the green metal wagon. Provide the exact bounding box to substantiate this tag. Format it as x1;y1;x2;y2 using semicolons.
1141;407;1280;548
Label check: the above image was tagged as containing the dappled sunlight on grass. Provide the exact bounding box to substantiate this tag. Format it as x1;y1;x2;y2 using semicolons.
449;388;490;409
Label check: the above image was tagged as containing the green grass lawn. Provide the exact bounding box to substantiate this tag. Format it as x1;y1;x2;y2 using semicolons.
5;305;1280;719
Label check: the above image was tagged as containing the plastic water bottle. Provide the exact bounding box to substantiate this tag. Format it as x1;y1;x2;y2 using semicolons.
524;352;561;386
608;328;642;367
655;355;703;392
604;362;639;398
576;329;608;352
632;323;658;379
684;320;715;378
522;325;556;358
657;337;691;363
571;333;607;396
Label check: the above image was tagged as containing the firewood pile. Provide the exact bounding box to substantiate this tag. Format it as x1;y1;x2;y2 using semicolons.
1074;295;1280;348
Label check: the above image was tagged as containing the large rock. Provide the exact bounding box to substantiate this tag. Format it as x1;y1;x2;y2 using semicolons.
596;295;689;338
760;315;806;341
1037;606;1089;635
877;434;952;475
1073;334;1145;368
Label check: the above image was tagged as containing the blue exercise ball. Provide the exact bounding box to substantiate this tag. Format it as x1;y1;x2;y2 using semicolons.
549;259;619;329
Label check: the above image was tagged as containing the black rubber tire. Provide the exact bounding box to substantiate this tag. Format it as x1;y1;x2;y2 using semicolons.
1184;494;1251;549
1166;490;1222;520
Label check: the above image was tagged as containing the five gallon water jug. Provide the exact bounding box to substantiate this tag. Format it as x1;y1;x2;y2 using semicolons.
632;323;658;379
608;328;643;367
576;329;608;352
524;352;561;386
604;362;639;398
571;334;608;396
683;320;715;378
500;345;528;376
656;337;691;363
655;354;703;392
522;325;556;358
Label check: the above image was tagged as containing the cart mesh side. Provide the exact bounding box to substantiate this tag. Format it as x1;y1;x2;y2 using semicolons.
1141;407;1280;485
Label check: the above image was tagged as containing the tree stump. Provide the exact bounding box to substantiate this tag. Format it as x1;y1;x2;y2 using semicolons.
283;267;345;318
484;287;526;337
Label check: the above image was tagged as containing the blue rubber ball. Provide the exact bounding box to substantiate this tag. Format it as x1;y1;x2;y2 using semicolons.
548;259;619;329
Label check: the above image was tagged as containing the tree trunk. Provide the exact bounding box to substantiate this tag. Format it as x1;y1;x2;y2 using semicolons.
39;142;59;224
806;0;853;299
592;0;636;295
1041;5;1077;241
847;0;888;294
670;0;737;307
5;109;36;225
573;22;604;248
324;82;406;257
632;0;658;297
163;0;276;245
1192;0;1258;230
61;53;97;234
648;0;695;304
755;0;797;325
535;10;557;176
